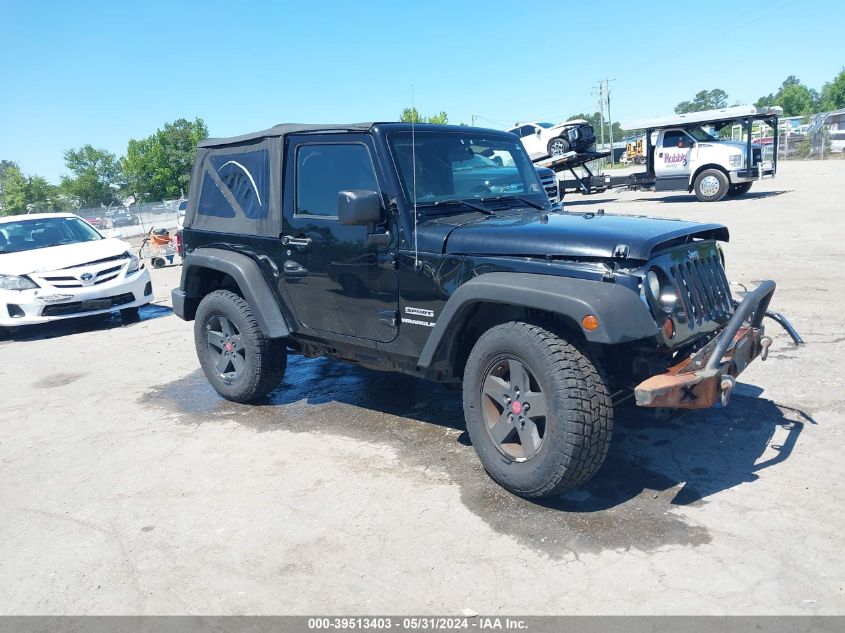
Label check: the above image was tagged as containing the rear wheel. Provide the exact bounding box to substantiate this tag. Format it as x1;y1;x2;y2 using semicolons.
462;321;613;498
727;182;753;196
693;168;729;202
194;290;287;403
548;137;570;157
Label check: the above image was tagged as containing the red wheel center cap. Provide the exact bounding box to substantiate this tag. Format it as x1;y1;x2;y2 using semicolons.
225;342;234;352
511;401;523;415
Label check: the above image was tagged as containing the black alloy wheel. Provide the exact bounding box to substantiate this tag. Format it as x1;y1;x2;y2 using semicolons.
481;357;547;461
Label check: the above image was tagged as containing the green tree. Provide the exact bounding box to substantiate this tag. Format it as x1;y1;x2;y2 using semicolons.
756;76;818;116
819;68;845;111
1;165;27;215
122;117;209;202
60;145;122;208
398;108;448;124
674;89;729;114
26;176;62;212
0;159;20;212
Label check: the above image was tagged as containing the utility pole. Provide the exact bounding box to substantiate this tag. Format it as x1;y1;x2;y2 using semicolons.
593;83;606;151
593;78;617;163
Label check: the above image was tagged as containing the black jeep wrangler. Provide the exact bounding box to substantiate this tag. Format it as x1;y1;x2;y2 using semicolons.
173;122;796;498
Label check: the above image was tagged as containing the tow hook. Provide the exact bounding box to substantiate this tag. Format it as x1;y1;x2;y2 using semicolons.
720;375;736;407
760;336;773;361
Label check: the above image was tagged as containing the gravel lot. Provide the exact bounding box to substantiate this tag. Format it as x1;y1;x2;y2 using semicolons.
1;160;843;615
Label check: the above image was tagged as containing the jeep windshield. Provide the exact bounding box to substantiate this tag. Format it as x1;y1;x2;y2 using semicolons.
0;216;103;254
387;130;548;213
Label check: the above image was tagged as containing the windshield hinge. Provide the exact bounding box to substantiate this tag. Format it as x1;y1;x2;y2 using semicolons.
613;244;630;259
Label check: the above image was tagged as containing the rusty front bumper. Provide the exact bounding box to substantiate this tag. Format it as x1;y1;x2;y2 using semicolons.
635;280;777;409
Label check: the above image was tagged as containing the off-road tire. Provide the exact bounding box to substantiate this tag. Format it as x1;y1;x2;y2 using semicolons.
693;168;729;202
727;182;753;196
462;321;613;498
548;137;570;157
194;289;287;403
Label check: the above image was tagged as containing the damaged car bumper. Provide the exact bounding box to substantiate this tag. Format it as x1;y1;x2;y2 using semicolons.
635;280;793;409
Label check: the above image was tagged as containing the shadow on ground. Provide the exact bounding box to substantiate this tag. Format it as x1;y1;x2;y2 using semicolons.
631;190;792;204
0;303;172;343
145;356;810;556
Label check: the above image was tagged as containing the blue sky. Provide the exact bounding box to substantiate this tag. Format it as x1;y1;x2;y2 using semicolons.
2;0;842;184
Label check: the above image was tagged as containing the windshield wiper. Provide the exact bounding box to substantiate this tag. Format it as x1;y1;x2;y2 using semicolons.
417;199;494;215
479;195;546;210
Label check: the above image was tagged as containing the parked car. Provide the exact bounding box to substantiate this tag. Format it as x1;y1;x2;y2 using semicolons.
78;210;108;230
0;213;153;332
112;211;140;228
508;120;597;159
172;122;795;499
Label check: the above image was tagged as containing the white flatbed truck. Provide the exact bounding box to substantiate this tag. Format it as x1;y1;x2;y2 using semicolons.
614;105;782;202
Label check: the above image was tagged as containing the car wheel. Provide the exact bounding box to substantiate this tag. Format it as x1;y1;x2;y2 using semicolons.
693;169;729;202
462;321;613;498
194;289;287;403
547;137;570;157
727;182;753;196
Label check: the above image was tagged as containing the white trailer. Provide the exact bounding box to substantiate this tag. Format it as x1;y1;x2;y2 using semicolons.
615;106;782;202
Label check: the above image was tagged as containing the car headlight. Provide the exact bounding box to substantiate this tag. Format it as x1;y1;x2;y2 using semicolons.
0;274;39;291
729;154;743;167
126;251;141;274
645;268;677;313
568;128;578;141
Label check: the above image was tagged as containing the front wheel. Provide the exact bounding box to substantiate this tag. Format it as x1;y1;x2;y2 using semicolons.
194;290;287;403
462;322;613;498
727;182;753;196
693;168;729;202
548;137;570;157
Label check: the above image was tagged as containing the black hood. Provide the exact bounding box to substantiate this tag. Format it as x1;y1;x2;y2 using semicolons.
416;210;729;261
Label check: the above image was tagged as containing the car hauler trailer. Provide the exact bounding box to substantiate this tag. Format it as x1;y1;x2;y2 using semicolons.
613;105;782;202
533;149;611;197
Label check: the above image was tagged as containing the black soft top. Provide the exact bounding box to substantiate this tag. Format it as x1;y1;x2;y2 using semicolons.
198;123;375;148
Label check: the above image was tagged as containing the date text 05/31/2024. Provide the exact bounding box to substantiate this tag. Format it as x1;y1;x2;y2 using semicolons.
307;617;529;630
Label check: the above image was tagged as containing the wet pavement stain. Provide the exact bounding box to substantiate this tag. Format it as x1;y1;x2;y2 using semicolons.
142;355;807;557
33;372;87;388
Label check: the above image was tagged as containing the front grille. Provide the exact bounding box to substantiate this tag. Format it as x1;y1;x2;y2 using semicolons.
669;254;732;329
540;174;559;202
41;292;135;317
42;263;125;288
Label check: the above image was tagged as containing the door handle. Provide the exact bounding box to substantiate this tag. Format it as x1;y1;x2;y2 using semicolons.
282;235;312;247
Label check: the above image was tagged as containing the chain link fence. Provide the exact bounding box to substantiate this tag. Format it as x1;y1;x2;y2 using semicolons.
73;198;184;239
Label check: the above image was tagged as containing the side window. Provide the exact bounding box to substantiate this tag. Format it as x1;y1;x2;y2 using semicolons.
207;150;269;219
519;125;536;138
295;143;379;218
663;131;693;148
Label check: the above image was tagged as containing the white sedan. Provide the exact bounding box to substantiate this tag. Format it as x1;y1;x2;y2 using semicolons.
0;213;153;329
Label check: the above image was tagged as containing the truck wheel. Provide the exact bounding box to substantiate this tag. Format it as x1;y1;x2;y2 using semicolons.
693;169;729;202
548;137;570;157
194;289;287;403
462;322;613;498
727;182;753;196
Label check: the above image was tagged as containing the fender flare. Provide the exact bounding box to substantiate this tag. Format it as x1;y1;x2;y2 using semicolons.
417;272;658;368
175;248;290;338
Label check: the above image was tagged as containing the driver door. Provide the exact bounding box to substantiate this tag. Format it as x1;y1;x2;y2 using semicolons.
280;134;399;344
656;129;694;179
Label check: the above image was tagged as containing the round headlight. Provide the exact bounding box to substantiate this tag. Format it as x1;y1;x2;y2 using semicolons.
646;270;661;299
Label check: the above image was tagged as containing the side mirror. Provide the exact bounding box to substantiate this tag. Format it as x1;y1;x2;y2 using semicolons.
338;190;382;226
535;128;542;135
